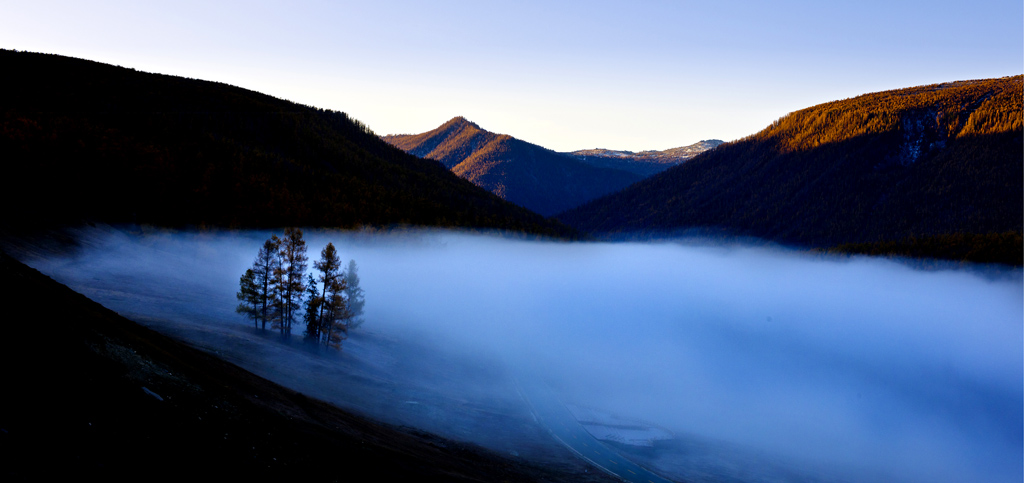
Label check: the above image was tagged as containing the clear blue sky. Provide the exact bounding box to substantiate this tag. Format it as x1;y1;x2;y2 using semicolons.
2;1;1021;151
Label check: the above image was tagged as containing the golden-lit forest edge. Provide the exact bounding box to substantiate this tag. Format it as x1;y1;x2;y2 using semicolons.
0;50;575;238
559;76;1023;265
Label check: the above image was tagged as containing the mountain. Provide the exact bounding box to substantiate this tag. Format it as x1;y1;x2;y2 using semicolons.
565;140;724;177
558;76;1023;263
0;50;573;238
384;117;644;216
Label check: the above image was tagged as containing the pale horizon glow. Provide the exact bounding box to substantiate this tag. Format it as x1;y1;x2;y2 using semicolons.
1;0;1021;151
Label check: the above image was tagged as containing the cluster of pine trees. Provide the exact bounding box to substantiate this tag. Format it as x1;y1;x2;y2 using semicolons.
236;228;365;349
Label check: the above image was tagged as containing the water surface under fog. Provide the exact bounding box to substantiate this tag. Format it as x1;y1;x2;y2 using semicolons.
21;227;1023;483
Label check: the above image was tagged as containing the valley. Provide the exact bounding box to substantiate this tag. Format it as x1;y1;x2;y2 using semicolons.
12;226;1022;483
0;47;1020;483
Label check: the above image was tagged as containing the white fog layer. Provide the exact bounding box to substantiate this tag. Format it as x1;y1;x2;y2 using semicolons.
21;227;1023;483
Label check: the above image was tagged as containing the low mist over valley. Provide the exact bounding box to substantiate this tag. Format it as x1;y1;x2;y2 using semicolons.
19;226;1023;483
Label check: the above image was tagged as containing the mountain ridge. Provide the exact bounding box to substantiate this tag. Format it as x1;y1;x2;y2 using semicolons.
388;116;487;167
557;75;1023;263
385;118;645;216
564;139;724;176
0;50;574;238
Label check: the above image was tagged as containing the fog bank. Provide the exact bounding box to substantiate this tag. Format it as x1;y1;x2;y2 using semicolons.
23;227;1023;483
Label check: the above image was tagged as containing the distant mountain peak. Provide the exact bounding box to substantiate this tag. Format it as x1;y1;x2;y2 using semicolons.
443;116;478;129
568;139;722;159
383;118;644;216
564;139;723;177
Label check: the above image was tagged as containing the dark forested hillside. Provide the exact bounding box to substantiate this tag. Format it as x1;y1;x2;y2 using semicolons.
0;50;573;237
558;76;1023;263
385;117;643;216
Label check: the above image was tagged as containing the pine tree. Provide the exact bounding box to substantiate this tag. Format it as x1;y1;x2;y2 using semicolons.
248;235;280;330
313;242;348;349
276;227;308;336
322;271;350;349
343;259;365;329
314;243;341;332
268;236;285;331
302;272;322;341
236;268;260;328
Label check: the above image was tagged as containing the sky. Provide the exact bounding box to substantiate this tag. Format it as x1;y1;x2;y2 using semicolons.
2;0;1021;151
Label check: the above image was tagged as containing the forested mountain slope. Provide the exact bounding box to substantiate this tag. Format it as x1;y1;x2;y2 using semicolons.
0;51;573;237
384;117;643;216
558;76;1023;262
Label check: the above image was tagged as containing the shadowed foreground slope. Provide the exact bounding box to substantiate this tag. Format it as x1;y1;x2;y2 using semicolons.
0;251;613;482
0;50;572;238
559;76;1023;263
